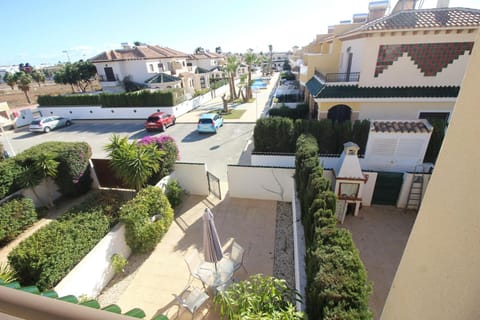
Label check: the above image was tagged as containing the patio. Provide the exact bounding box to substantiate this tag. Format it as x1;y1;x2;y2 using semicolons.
342;205;417;320
114;195;277;319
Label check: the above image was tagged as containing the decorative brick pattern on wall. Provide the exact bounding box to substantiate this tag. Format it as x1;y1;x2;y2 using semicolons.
375;42;474;77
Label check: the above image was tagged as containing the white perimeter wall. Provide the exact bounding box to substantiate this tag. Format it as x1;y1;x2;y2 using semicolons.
173;162;209;196
228;165;295;202
54;223;131;298
38;86;227;120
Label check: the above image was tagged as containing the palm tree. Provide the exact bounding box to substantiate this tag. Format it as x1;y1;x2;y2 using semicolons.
105;134;163;191
225;55;240;101
243;51;257;100
268;44;273;75
14;72;33;104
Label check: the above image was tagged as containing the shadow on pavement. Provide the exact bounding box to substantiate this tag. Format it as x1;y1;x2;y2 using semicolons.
181;130;215;143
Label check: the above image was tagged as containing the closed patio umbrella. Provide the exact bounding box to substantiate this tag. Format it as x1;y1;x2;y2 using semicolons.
203;208;223;270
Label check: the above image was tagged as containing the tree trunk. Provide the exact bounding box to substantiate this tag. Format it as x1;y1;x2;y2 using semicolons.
238;86;246;102
229;75;236;100
70;83;75;93
221;94;229;113
23;90;31;104
246;68;252;100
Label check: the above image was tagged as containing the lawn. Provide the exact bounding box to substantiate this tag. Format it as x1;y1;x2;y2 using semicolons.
215;109;246;119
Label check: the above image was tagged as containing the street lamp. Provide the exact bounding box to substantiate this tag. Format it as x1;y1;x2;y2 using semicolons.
62;50;71;62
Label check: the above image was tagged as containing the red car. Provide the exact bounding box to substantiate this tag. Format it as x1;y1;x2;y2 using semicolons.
144;112;176;131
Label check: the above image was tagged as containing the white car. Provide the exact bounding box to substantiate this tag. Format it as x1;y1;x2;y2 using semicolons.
29;116;72;133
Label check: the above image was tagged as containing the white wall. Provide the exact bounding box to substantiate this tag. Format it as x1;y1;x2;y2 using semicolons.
362;171;378;206
339;38;366;74
228;165;295;201
173;162;209;196
38;86;227;120
21;178;62;208
363;131;431;172
357;100;455;120
54;223;131;298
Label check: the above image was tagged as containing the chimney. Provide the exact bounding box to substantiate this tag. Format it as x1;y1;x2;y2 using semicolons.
437;0;449;8
368;0;389;22
121;42;131;50
391;0;416;14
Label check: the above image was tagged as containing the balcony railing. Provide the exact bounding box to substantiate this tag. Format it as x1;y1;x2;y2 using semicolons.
315;70;360;83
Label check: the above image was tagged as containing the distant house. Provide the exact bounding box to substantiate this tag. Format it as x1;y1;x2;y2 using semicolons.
89;43;192;93
299;3;480;122
185;53;225;91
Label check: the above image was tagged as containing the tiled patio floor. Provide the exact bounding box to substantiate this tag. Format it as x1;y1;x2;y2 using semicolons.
342;205;417;320
116;195;277;319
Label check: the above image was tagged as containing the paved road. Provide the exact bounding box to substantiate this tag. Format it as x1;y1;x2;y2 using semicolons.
4;120;254;181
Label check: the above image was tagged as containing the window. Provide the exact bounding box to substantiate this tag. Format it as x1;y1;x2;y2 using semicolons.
149;64;154;72
158;63;164;72
339;183;359;198
419;112;450;122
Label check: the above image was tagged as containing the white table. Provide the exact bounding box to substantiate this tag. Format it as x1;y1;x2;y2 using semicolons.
197;258;235;293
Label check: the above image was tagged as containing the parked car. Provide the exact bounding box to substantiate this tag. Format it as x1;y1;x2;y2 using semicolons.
29;116;72;133
197;113;223;133
144;112;176;131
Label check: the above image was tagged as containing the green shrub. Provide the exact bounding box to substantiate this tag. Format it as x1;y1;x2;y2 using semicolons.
253;117;295;153
8;211;110;290
165;179;184;208
0;197;37;245
38;94;101;106
193;88;210;97
214;274;303;320
268;103;308;120
119;186;174;253
0;159;24;199
15;142;92;197
254;118;370;154
294;134;372;319
111;253;128;274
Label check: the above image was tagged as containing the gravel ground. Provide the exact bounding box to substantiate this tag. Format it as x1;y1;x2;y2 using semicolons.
273;201;295;289
97;201;296;305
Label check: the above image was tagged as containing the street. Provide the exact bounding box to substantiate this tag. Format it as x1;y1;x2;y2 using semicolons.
4;120;255;181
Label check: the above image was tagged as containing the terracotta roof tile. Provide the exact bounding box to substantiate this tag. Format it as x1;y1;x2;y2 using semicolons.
346;7;480;34
372;120;431;133
89;45;189;62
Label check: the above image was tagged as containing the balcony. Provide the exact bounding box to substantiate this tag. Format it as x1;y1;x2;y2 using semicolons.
315;69;360;83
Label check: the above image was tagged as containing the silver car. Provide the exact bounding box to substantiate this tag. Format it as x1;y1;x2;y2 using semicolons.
29;116;72;133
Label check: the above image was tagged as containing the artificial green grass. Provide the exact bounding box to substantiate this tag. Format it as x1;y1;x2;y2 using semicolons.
215;109;246;119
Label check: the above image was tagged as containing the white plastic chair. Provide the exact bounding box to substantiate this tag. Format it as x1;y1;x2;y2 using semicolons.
173;287;209;320
227;241;248;276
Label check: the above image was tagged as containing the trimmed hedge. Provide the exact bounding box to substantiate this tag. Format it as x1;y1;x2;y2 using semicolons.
38;89;184;107
254;118;370;154
14;142;92;197
295;134;372;319
119;186;174;253
268;103;308;120
8;212;110;290
7;191;126;290
37;94;100;106
0;197;37;245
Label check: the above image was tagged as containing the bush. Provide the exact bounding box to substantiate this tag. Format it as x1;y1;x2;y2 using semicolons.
38;94;100;106
111;253;128;274
119;186;174;253
15;142;92;197
214;274;303;320
253;117;295;153
8;212;110;290
0;197;37;245
294;134;372;319
0;159;24;199
165;179;185;208
268;103;308;120
254;118;370;154
193;88;210;97
138;135;179;180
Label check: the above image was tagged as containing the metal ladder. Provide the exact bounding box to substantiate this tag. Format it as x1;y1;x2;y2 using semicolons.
406;166;425;211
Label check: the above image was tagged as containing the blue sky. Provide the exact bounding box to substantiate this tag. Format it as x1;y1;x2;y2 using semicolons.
1;0;479;66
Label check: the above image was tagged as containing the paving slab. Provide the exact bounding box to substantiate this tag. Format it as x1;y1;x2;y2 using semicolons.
116;195;277;319
341;205;417;320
